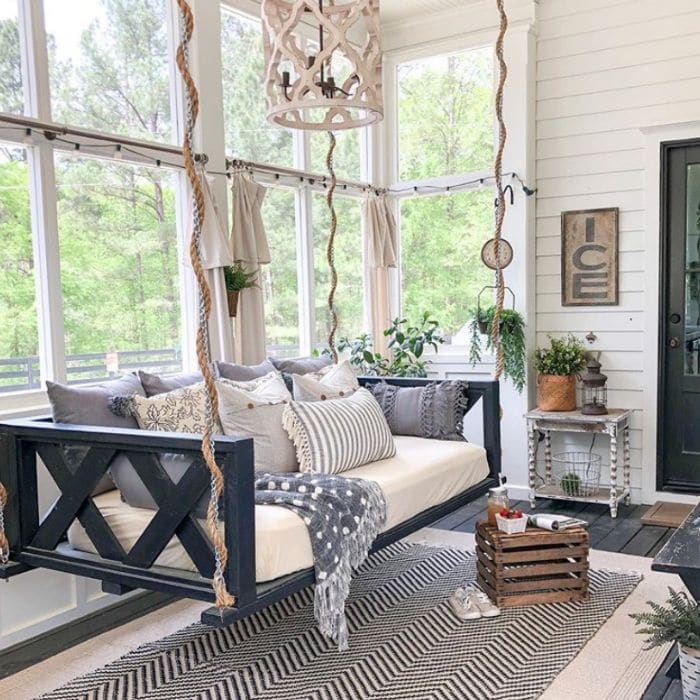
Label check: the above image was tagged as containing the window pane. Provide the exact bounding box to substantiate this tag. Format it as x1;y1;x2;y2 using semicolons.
313;194;363;348
0;2;23;115
261;188;298;356
398;47;494;181
310;129;362;182
55;155;182;381
45;0;173;143
400;189;493;342
221;10;293;166
0;145;38;391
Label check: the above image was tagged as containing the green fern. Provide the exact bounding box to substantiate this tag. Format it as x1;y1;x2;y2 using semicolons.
630;588;700;650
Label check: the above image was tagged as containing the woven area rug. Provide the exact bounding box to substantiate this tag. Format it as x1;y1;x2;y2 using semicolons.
37;541;641;700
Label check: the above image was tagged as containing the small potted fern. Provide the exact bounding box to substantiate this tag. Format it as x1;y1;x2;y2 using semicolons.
630;588;700;699
223;263;258;317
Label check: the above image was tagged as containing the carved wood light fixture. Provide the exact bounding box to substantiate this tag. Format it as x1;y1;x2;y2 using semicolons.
261;0;383;131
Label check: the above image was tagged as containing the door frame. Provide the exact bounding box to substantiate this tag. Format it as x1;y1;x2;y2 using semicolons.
641;123;700;505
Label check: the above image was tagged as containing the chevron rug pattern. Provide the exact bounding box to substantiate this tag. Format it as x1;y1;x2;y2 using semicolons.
38;542;641;700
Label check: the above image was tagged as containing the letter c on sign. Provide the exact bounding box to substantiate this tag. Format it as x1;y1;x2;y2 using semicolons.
572;243;607;271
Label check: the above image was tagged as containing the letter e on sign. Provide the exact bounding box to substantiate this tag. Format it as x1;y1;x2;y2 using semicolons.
561;208;619;306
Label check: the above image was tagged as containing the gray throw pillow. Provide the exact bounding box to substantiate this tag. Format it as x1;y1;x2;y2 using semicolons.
138;369;202;397
367;380;469;441
268;355;333;375
215;358;276;382
46;373;146;495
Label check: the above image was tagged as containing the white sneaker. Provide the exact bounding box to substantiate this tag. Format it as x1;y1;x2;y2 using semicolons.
448;587;481;621
470;588;501;618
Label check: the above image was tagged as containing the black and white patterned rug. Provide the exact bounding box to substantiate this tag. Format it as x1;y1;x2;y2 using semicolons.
38;542;641;700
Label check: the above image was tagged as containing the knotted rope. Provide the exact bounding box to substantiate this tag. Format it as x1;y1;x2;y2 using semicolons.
490;0;509;381
175;0;234;610
0;481;9;565
325;131;339;363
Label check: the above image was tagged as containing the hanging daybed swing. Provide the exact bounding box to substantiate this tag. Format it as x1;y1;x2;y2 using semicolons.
0;0;508;627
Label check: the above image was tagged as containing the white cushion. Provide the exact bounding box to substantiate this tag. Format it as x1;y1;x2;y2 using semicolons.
216;372;297;473
67;436;489;583
291;359;359;402
283;388;395;474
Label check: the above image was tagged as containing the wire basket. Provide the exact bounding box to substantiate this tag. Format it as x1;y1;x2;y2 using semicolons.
552;452;602;498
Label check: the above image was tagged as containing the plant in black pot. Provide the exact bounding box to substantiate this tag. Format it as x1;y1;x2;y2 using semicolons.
468;305;526;393
223;262;258;317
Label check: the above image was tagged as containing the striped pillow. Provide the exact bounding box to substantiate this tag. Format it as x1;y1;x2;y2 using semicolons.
282;388;396;475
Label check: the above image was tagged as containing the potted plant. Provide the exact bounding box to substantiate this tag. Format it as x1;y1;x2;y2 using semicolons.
631;588;700;699
533;335;586;411
468;306;526;393
223;262;257;317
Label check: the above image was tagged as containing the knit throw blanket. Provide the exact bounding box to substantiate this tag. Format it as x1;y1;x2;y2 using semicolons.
255;473;387;650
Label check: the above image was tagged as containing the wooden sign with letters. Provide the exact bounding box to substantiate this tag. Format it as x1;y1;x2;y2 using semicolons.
561;207;619;306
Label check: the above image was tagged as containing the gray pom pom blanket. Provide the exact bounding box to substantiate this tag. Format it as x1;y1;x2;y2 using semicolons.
255;473;387;650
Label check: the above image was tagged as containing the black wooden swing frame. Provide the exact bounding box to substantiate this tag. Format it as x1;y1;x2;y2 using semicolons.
0;378;500;626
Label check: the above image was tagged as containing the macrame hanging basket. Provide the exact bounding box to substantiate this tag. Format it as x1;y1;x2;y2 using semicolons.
261;0;383;131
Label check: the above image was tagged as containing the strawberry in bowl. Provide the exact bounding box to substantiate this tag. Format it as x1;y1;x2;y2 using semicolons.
495;508;528;534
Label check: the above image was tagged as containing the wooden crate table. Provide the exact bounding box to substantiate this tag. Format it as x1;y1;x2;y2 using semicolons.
476;522;590;607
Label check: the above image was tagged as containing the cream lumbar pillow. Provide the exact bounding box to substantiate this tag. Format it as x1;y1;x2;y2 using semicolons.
128;383;223;434
216;371;297;473
291;359;359;402
283;388;396;475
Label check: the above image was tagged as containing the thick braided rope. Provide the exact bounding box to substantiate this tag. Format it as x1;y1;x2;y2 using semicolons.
490;0;509;381
0;480;8;565
175;0;234;610
325;131;339;363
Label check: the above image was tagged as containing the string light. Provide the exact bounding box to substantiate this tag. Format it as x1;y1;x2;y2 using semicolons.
114;144;123;160
22;128;33;146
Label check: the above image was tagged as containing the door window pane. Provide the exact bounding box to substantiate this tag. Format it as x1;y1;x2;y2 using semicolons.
313;194;363;348
400;189;493;342
261;188;299;356
310;129;362;182
0;2;23;115
398;47;494;181
55;155;182;382
685;163;700;374
221;9;293;166
45;0;173;143
0;145;38;391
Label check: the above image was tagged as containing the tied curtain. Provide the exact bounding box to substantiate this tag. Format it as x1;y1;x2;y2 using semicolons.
362;191;397;358
230;171;270;364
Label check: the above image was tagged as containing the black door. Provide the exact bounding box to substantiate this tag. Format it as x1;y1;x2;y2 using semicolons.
660;140;700;492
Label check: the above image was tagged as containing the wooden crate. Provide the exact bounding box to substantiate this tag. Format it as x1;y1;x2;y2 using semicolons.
475;522;589;607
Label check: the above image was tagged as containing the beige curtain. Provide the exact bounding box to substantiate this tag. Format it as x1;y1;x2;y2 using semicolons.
189;172;234;362
362;191;397;358
230;171;270;364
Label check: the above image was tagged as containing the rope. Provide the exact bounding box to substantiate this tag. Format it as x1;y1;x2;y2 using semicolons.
0;481;9;565
325;131;339;363
175;0;234;610
490;0;509;381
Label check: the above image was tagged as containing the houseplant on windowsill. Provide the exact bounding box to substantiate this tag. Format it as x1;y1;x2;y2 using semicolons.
631;588;700;699
223;262;258;317
533;335;586;411
468;306;526;393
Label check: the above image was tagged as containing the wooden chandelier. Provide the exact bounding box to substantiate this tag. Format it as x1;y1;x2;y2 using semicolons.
261;0;383;131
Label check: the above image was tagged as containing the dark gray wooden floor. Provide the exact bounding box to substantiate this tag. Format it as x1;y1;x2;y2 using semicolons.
430;495;680;699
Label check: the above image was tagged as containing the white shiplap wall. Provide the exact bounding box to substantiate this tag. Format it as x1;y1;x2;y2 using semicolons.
536;0;700;501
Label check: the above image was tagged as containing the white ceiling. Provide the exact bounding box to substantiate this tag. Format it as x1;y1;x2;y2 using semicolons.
379;0;483;26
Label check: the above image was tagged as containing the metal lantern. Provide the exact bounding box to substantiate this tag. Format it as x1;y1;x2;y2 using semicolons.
580;356;608;415
261;0;383;131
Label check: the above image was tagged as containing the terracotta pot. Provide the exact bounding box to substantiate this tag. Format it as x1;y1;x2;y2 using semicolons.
537;374;576;412
679;644;700;700
226;290;240;317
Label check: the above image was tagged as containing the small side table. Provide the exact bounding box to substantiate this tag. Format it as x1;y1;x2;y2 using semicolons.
525;408;632;518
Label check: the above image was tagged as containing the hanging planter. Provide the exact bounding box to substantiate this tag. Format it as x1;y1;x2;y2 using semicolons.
223;263;258;319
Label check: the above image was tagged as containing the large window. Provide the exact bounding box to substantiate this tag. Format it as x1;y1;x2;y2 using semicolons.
0;145;38;391
45;0;174;143
221;9;293;166
310;129;361;181
261;188;298;355
55;156;182;381
398;47;494;181
0;2;23;116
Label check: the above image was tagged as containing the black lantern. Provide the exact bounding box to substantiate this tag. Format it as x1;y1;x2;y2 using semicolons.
581;356;608;415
